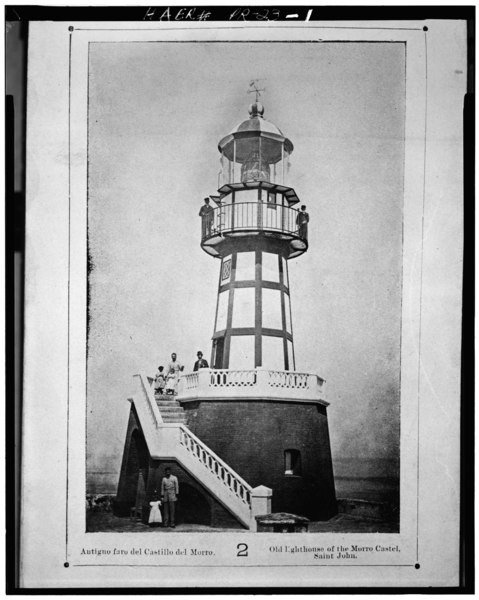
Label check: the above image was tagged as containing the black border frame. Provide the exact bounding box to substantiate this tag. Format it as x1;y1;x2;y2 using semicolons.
7;4;474;594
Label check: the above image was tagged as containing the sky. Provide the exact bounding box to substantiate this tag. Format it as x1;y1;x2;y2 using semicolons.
86;41;405;484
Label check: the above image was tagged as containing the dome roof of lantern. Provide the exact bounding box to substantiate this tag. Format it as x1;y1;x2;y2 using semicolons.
218;102;294;159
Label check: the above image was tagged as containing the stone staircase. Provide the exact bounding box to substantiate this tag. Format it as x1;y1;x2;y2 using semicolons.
154;394;187;424
135;373;272;529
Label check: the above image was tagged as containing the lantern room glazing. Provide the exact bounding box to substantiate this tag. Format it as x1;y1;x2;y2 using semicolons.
217;102;293;188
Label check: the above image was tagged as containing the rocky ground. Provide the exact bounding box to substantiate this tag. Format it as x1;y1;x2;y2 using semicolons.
86;510;398;534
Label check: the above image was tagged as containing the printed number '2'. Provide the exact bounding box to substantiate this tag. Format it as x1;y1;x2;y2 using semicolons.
237;543;248;557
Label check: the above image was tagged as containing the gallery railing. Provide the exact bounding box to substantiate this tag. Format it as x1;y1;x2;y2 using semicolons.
201;201;302;241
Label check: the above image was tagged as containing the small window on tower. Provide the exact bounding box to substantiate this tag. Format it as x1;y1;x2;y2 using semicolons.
267;191;277;209
221;258;232;283
284;449;302;476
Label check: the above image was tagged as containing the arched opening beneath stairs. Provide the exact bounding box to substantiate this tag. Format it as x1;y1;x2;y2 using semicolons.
176;482;212;525
123;428;150;510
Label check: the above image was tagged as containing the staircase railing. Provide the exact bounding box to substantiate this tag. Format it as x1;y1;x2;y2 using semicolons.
133;372;163;428
178;425;252;508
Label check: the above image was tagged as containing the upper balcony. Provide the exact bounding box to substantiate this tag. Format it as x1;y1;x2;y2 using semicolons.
177;368;327;406
201;189;308;259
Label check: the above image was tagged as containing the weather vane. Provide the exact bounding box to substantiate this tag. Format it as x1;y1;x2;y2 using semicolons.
247;79;266;103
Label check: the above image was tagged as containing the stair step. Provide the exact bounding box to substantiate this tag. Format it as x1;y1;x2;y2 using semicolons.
156;398;177;402
156;400;181;405
161;413;186;418
155;391;187;424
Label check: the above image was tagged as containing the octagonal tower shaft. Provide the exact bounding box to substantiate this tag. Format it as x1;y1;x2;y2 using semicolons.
201;102;308;371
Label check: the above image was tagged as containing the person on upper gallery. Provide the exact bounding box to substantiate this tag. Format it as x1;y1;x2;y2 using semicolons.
193;350;209;372
199;197;214;237
165;353;184;395
161;467;179;528
296;205;309;240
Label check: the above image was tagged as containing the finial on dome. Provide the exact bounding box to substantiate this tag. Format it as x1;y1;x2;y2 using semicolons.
247;79;266;117
249;101;265;118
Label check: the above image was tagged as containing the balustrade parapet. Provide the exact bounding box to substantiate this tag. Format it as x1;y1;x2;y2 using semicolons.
177;368;328;406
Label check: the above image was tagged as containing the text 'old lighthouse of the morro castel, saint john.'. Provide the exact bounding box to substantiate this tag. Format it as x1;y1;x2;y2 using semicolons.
115;88;337;528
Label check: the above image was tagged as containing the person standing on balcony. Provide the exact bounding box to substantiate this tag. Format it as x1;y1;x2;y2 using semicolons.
296;205;310;240
161;468;179;528
193;351;209;371
199;197;214;237
165;353;184;395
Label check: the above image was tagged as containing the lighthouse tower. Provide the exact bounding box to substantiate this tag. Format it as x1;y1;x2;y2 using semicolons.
115;90;336;526
179;93;337;521
201;98;306;371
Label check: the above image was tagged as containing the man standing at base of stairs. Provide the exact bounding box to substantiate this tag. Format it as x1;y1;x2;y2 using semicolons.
161;467;179;527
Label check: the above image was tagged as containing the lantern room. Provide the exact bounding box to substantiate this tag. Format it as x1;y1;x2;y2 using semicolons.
217;101;293;188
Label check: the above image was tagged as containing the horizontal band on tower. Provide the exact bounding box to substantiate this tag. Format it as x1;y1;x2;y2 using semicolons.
219;279;289;294
178;395;329;408
212;328;293;341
